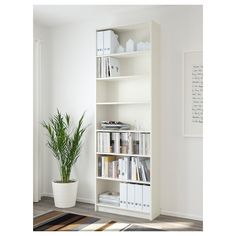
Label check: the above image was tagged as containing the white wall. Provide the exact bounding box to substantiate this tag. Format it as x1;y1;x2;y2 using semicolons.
35;5;203;220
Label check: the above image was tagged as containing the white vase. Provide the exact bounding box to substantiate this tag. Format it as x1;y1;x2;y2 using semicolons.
52;180;78;208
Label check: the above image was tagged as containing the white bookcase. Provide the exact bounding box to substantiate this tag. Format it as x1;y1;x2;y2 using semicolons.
95;21;160;220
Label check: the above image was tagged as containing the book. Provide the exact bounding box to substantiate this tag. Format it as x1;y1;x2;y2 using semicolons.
104;156;116;177
96;31;104;55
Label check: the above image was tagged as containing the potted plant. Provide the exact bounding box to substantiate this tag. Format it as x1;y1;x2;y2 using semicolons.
42;110;88;208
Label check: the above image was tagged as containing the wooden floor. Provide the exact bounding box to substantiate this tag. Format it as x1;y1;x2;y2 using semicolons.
34;197;203;231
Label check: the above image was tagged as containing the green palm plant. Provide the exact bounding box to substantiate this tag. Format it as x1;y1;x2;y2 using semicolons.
42;110;88;183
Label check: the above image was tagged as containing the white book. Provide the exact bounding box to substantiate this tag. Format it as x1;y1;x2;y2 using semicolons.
135;158;140;180
128;133;133;154
142;185;150;213
101;156;105;177
97;132;100;152
123;157;130;180
101;133;104;153
139;133;142;155
112;161;117;179
146;134;150;155
103;30;119;55
141;162;147;182
120;183;127;208
114;133;120;153
134;184;143;211
118;158;123;179
131;157;137;180
142;134;145;156
127;183;135;210
96;31;104;55
106;133;110;153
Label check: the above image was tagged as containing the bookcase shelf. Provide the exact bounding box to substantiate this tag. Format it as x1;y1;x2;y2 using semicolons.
96;50;150;59
95;21;160;221
96;129;151;133
96;202;150;214
96;176;150;185
96;75;147;81
96;152;151;158
96;101;150;105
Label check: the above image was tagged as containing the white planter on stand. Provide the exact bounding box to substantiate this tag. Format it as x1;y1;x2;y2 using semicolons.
52;180;78;208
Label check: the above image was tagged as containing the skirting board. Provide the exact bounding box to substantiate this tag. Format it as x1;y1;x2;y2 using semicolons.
160;210;203;221
41;193;202;221
42;192;94;204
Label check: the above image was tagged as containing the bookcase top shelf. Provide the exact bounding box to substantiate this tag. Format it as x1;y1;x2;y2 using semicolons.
96;176;150;185
96;50;150;59
96;152;151;158
96;101;150;105
96;75;148;81
96;129;151;133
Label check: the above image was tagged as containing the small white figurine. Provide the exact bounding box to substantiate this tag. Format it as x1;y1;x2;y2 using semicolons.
126;39;135;52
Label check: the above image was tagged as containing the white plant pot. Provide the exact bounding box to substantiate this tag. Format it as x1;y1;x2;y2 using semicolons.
52;180;78;208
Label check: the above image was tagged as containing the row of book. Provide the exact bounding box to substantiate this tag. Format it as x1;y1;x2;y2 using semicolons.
120;183;150;212
98;156;150;182
97;132;150;155
98;183;150;213
97;57;120;78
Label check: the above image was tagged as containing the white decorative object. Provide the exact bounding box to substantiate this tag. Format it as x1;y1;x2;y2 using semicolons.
183;51;203;137
137;42;145;51
52;180;78;208
116;45;124;53
126;39;135;52
137;41;151;51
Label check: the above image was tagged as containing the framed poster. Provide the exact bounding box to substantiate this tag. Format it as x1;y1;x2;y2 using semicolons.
183;51;203;137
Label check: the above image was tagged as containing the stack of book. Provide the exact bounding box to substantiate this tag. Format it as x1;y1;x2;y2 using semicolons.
97;132;150;155
101;121;130;130
98;156;150;182
98;191;120;206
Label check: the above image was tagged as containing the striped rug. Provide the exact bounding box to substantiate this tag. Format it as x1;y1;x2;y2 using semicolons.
33;211;163;231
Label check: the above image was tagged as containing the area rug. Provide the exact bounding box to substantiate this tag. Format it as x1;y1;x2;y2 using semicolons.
33;210;163;231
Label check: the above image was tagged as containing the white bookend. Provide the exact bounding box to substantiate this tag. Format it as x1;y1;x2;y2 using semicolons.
96;31;104;55
127;183;135;210
109;57;120;77
134;184;143;211
142;185;150;213
120;183;127;208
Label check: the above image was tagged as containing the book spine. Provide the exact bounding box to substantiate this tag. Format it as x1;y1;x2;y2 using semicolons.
101;156;105;177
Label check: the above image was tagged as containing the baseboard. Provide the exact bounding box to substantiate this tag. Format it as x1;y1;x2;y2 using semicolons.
41;193;202;221
160;209;203;221
42;192;95;205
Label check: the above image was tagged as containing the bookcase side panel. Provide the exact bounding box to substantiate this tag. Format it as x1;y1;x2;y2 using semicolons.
150;21;161;220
